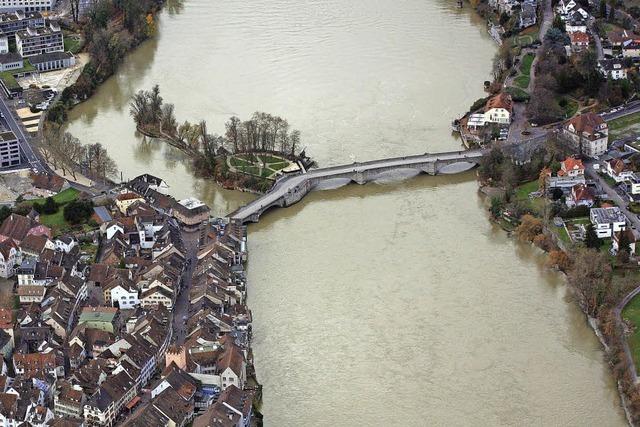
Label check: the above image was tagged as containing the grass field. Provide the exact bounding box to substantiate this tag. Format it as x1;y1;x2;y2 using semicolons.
514;75;530;89
561;98;579;118
28;188;80;233
520;53;535;76
64;36;83;54
608;111;640;140
623;293;640;371
228;153;294;179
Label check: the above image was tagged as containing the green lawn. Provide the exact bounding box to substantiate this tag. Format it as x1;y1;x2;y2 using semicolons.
30;188;79;205
514;75;530;89
622;292;640;372
505;86;530;102
560;98;579;118
515;180;539;200
520;53;535;76
608;111;640;140
28;188;80;233
228;152;294;179
557;226;570;243
63;36;83;54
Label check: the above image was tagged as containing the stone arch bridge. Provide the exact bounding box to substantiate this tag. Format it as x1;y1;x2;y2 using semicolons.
228;149;486;224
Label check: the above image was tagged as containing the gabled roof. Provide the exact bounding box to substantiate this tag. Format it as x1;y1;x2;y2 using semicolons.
484;92;513;113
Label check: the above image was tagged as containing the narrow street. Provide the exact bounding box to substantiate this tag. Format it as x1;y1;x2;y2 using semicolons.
171;229;200;345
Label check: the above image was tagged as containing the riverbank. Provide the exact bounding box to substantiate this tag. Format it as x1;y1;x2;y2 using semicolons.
479;170;640;425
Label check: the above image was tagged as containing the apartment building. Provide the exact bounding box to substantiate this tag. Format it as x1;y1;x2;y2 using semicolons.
0;130;20;168
16;21;63;57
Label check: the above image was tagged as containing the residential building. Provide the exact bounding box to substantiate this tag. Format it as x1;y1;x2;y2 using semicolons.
606;158;634;182
54;381;86;419
613;229;637;254
0;0;56;12
16;21;63;57
0;239;17;278
567;183;594;208
115;193;144;215
483;92;512;124
78;307;118;334
562;113;608;158
569;31;589;51
590;206;627;238
192;385;253;427
173;198;210;229
0;10;43;37
598;59;628;80
559;157;584;177
0;130;20;168
519;1;537;28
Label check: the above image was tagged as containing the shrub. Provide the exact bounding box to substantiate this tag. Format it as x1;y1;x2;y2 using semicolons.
63;200;93;224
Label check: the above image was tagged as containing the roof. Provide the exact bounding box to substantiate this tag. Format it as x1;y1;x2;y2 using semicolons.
484;92;512;113
569;31;589;44
565;113;607;138
0;52;22;65
30;173;65;192
0;214;37;243
20;233;48;254
92;206;112;223
560;157;584;173
27;51;73;64
571;183;593;202
591;207;626;224
116;192;143;202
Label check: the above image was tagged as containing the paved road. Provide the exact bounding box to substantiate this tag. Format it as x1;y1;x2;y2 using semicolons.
527;0;553;93
601;100;640;122
587;17;604;61
171;229;199;345
585;162;640;230
230;149;486;222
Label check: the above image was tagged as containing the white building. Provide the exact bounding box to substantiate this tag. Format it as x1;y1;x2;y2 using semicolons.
0;0;56;13
109;283;139;309
590;207;627;238
483;92;513;125
0;240;17;278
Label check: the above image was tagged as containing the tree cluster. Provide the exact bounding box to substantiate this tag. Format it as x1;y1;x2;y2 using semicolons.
36;124;118;181
64;200;94;224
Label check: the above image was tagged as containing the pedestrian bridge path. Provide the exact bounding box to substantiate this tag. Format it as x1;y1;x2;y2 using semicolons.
228;149;486;224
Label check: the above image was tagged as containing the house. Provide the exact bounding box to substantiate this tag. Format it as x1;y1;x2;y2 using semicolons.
13;352;61;378
483;92;512;124
613;229;637;254
519;1;537;29
565;11;587;33
54;236;77;253
91;206;112;225
129;174;170;196
20;233;54;260
598;59;628;80
567;183;594;208
173;198;210;229
140;287;173;310
0;213;51;245
606;158;635;182
0;392;19;426
590;207;627;238
558;157;584;177
192;385;253;427
104;276;139;309
216;344;246;391
83;370;136;427
0;239;17;278
569;31;589;51
30;173;67;196
562;113;608;158
115;193;145;215
78;307;118;334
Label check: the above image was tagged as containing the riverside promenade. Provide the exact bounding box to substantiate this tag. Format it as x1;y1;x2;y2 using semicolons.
229;149;486;224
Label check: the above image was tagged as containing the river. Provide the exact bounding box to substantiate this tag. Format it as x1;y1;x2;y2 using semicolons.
66;0;627;425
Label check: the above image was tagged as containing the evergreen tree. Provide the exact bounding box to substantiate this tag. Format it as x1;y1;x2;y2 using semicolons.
585;224;602;250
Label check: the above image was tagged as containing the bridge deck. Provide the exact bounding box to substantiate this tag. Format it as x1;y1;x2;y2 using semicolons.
228;149;486;221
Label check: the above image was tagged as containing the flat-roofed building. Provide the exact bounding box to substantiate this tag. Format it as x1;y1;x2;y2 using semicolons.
0;0;56;13
0;130;20;168
0;11;43;37
590;206;627;238
16;21;63;57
